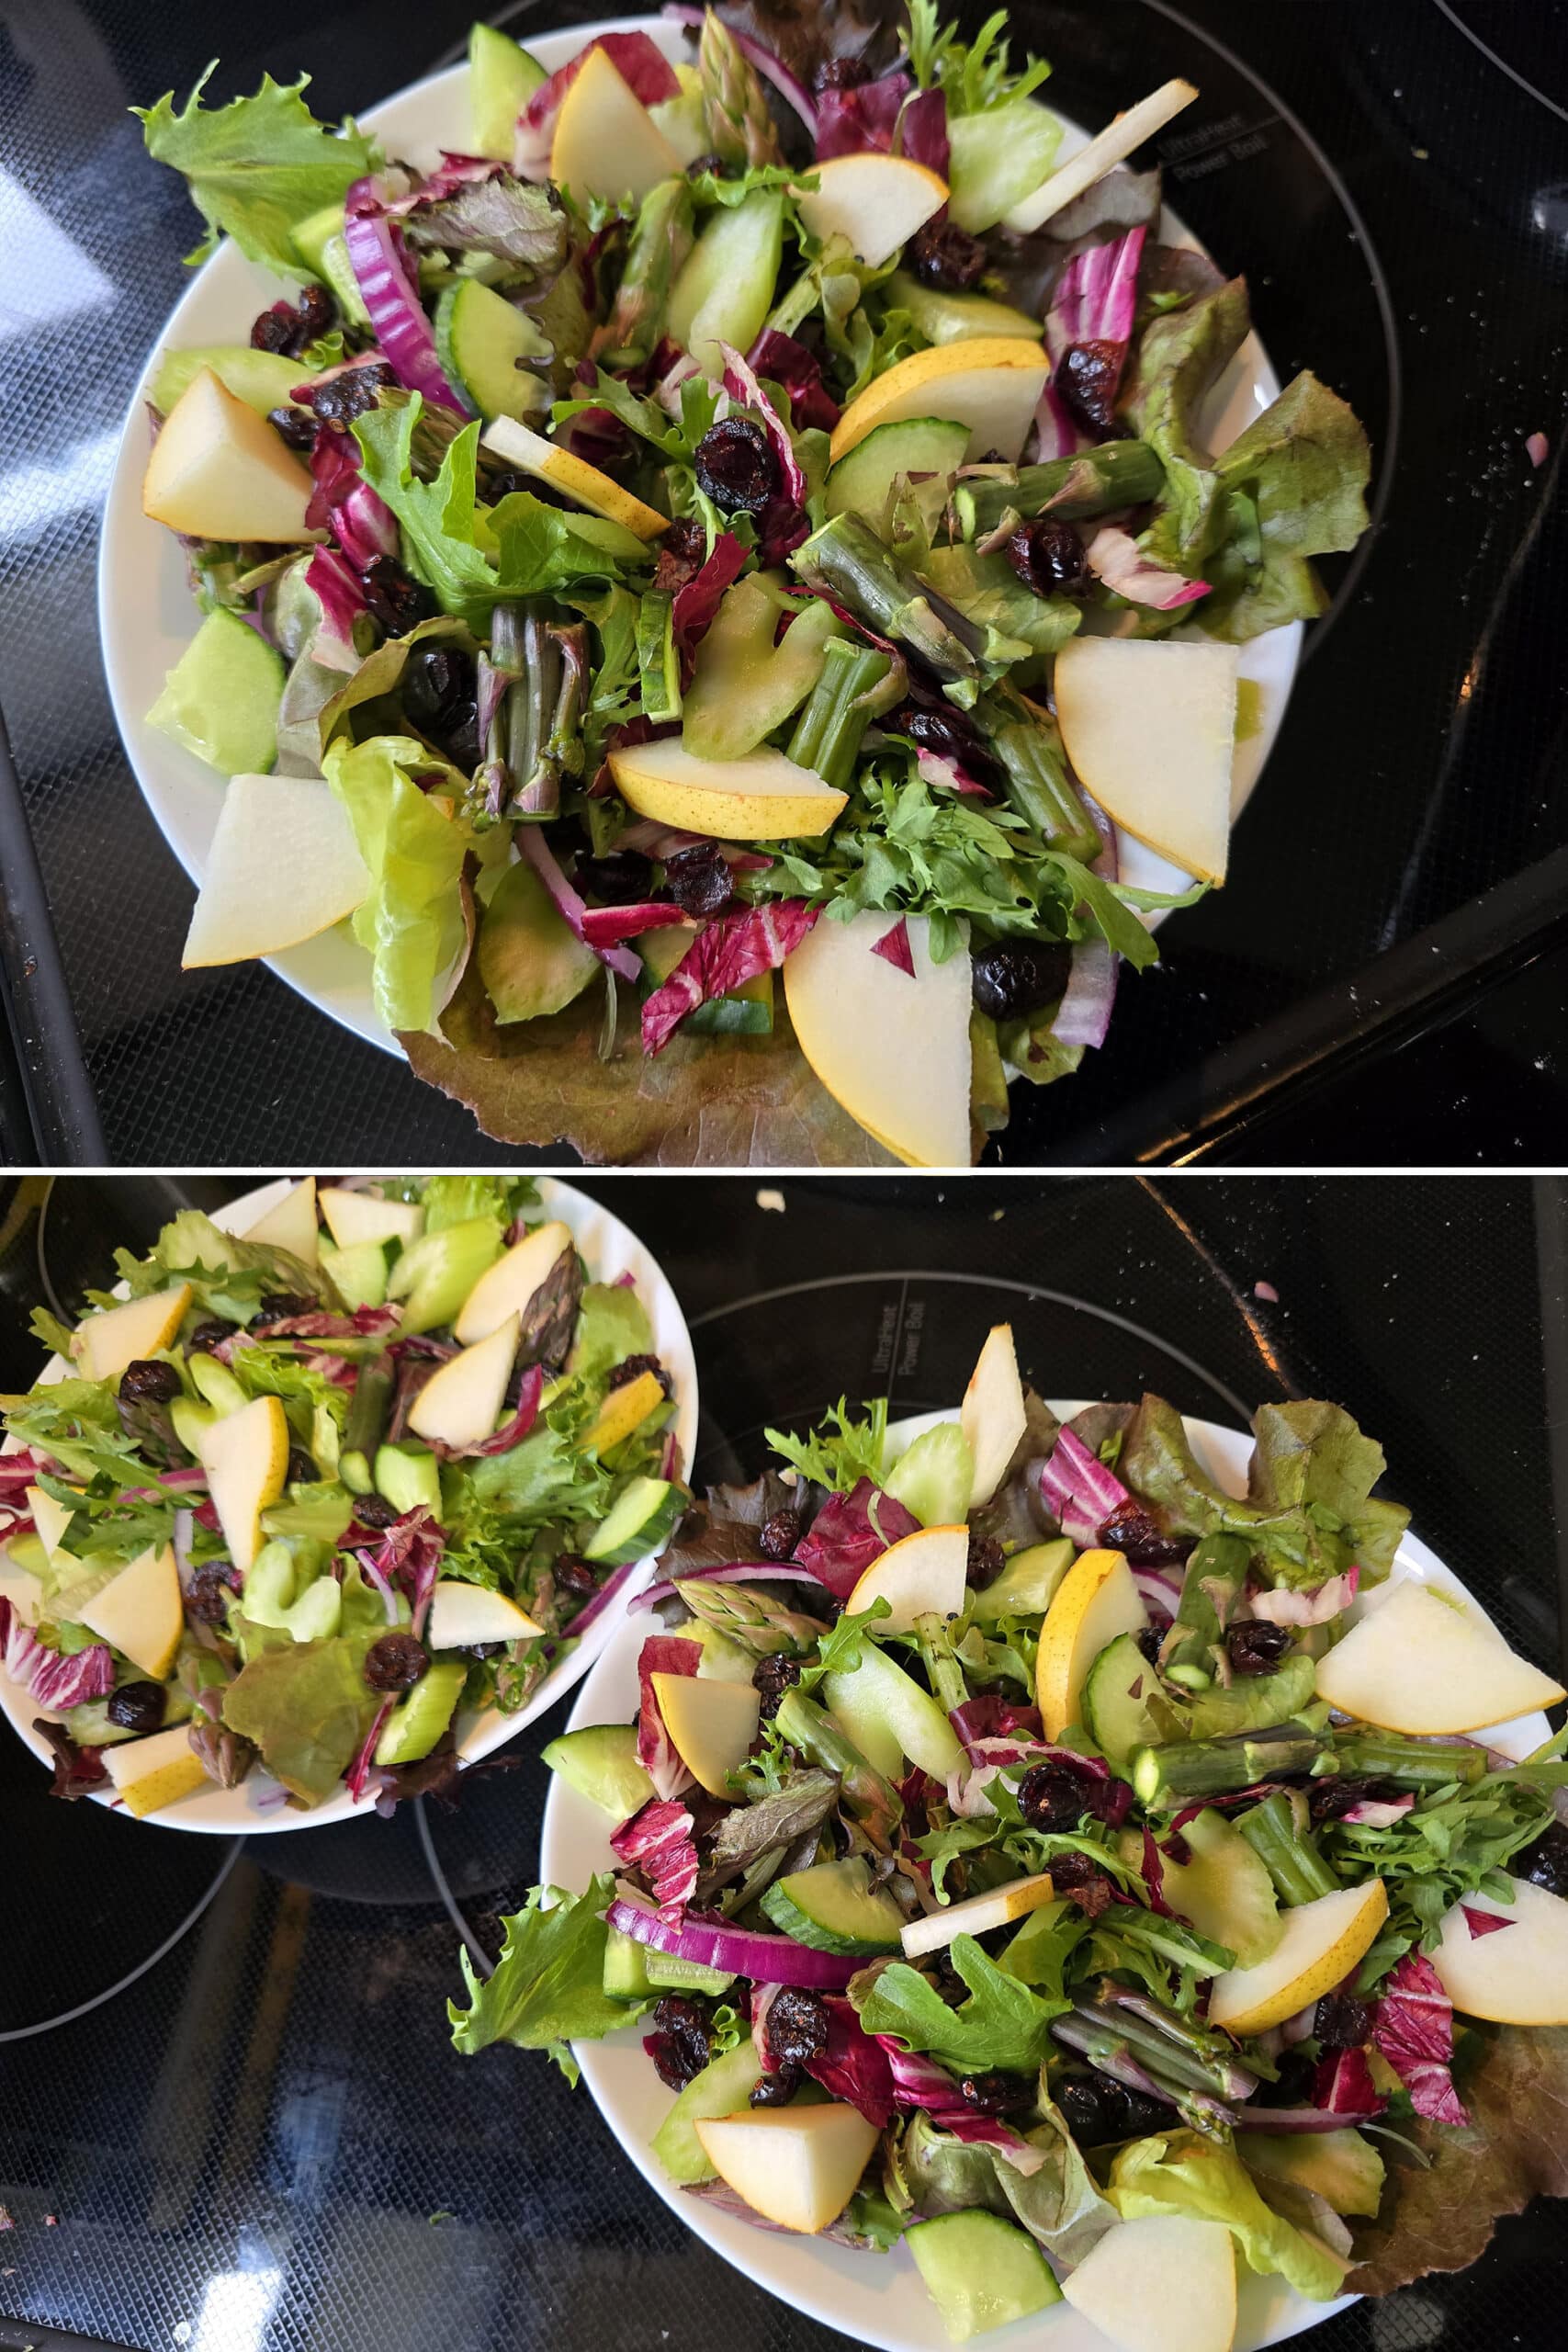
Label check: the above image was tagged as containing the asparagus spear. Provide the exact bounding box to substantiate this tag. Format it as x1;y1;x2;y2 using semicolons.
594;178;694;370
792;512;987;683
1331;1734;1486;1789
773;1687;902;1846
1073;1993;1258;2098
956;442;1165;537
699;10;783;168
1132;1724;1487;1811
979;685;1102;862
1050;2015;1232;2139
491;606;588;820
1162;1532;1253;1689
785;639;896;791
1236;1791;1339;1905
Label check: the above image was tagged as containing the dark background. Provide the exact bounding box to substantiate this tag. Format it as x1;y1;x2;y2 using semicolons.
0;1171;1564;2352
1;1;1567;1165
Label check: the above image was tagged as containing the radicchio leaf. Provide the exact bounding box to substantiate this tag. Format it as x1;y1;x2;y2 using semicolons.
1461;1905;1517;1939
611;1793;701;1921
0;1595;115;1713
870;917;915;977
804;1995;897;2126
1313;2044;1386;2118
793;1476;920;1601
1246;1567;1360;1626
1085;526;1210;611
746;328;840;433
637;1633;701;1799
878;2041;1047;2172
815;70;911;160
1373;1952;1470;2126
513;35;681;179
641;900;818;1055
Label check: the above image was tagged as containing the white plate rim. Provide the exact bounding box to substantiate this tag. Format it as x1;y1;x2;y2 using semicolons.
539;1402;1552;2352
98;14;1303;1060
0;1173;698;1833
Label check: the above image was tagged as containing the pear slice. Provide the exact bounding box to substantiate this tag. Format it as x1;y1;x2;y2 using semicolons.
1001;79;1200;236
1314;1577;1565;1732
142;367;321;542
784;910;973;1167
427;1578;543;1649
481;416;670;540
1054;637;1239;886
103;1722;210;1819
75;1284;192;1385
795;153;948;270
961;1324;1027;1509
454;1218;573;1345
408;1317;520;1452
1061;2215;1236;2352
183;774;369;967
829;338;1049;466
549;42;683;206
901;1872;1056;1958
1035;1549;1147;1740
240;1176;320;1267
27;1485;82;1563
198;1396;290;1575
651;1672;761;1795
845;1523;969;1634
607;737;845;840
318;1188;425;1250
584;1369;666;1457
77;1541;184;1681
1431;1877;1568;2025
1208;1880;1389;2035
693;2104;880;2233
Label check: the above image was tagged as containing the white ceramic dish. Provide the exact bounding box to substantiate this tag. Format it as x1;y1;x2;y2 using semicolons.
540;1403;1551;2352
99;15;1302;1057
0;1174;697;1833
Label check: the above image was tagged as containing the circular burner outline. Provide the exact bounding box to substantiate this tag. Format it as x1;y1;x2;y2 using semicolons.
0;1838;243;2042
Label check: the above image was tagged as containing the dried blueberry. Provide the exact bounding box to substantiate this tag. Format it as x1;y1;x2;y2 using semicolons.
694;417;778;516
1056;2071;1171;2149
1005;515;1090;598
365;1632;429;1691
971;938;1073;1022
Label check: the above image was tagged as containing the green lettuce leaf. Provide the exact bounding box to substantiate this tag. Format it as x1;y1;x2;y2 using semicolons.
220;1625;382;1805
1127;278;1251;566
1201;371;1371;643
919;546;1082;665
894;2096;1115;2267
135;68;378;274
321;732;472;1035
570;1283;653;1383
765;1396;888;1491
1111;2130;1348;2301
0;1377;141;1484
447;1874;631;2083
852;1934;1067;2072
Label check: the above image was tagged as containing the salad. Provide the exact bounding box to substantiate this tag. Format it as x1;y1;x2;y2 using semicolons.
131;5;1371;1168
448;1332;1568;2350
0;1177;686;1816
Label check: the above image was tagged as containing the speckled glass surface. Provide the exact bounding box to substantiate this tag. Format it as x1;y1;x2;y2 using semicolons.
0;3;1565;1162
0;1173;1563;2351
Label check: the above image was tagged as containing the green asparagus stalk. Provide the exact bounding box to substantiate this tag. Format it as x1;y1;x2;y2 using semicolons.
1329;1735;1487;1789
698;8;783;168
792;513;987;683
956;442;1165;537
636;592;682;725
785;639;895;791
499;608;587;819
774;1688;902;1845
1131;1724;1326;1810
1236;1791;1339;1905
979;686;1102;862
1050;2016;1232;2139
1161;1532;1253;1690
1094;1984;1260;2097
594;178;694;369
1074;1996;1256;2099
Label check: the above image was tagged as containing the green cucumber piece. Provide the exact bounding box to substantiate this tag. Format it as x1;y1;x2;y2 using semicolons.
1156;1807;1281;1970
650;2038;765;2184
320;1238;389;1311
374;1658;467;1766
1082;1629;1164;1770
759;1856;905;1956
434;277;552;423
147;608;285;777
966;1538;1075;1625
668;188;784;375
604;1921;654;2001
385;1216;502;1335
540;1722;654;1817
67;1687;193;1747
290;203;370;326
636;590;682;725
339;1449;374;1497
883;1419;974;1528
945;101;1063;234
170;1396;217;1457
824;417;970;535
886;274;1043;348
150;345;309;417
373;1442;443;1521
469;23;547;161
479;858;602;1027
823;1639;964;1781
644;1951;735;1996
906;2211;1061;2339
637;928;774;1035
188;1354;247;1417
583;1476;683;1567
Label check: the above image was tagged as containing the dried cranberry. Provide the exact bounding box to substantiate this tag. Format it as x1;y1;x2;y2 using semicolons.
185;1566;234;1628
353;1494;400;1530
286;1447;318;1486
1005;515;1090;599
268;405;315;450
759;1510;803;1563
694;417;778;516
1099;1504;1192;1568
812;54;870;94
1134;1624;1165;1668
959;2071;1034;2116
752;1651;803;1721
749;2058;803;2105
361;556;433;634
1515;1821;1568;1900
685;152;728;180
1048;1849;1116;1915
118;1358;182;1405
606;1352;673;1398
1018;1758;1105;1833
403;646;476;733
107;1680;167;1735
1309;1776;1404;1824
966;1532;1006;1589
650;515;708;593
575;850;656;905
307;361;397;425
971;939;1073;1023
908;220;987;291
365;1632;429;1691
1226;1621;1293;1677
768;1986;830;2063
186;1320;233;1355
252;1294;317;1329
249;284;335;359
1056;2072;1171;2149
664;841;733;919
886;700;996;779
1314;1991;1373;2050
554;1555;601;1600
1056;340;1123;436
647;1994;714;2089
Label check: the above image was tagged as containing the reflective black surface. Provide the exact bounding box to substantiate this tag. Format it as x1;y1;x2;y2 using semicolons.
0;1174;1563;2350
0;3;1565;1162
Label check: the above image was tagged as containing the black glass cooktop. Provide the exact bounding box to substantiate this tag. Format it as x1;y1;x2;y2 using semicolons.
0;1173;1563;2352
1;1;1565;1164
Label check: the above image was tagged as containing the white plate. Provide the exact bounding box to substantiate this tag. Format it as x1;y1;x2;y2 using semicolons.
99;16;1301;1057
0;1175;697;1832
540;1404;1552;2352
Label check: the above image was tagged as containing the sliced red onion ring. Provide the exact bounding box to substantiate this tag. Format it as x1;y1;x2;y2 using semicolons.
640;1560;829;1609
343;178;466;414
518;828;641;981
607;1894;857;1988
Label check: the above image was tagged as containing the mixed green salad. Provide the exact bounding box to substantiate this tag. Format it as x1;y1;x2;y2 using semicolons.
449;1332;1568;2347
0;1178;684;1815
133;3;1371;1167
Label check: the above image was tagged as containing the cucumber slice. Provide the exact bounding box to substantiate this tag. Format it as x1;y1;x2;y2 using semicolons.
290;204;370;328
583;1476;684;1567
373;1442;442;1521
668;187;784;376
320;1238;389;1311
385;1216;502;1336
650;2038;765;2184
374;1658;467;1767
604;1921;654;2001
637;928;775;1035
339;1449;374;1496
644;1950;735;1996
188;1353;247;1417
147;608;285;777
825;417;970;534
469;23;547;161
541;1722;654;1817
883;1419;974;1528
946;101;1063;234
906;2211;1062;2339
1156;1808;1282;1970
966;1538;1075;1625
1082;1630;1163;1770
886;274;1043;348
824;1639;964;1781
434;278;552;424
150;345;309;417
760;1856;905;1955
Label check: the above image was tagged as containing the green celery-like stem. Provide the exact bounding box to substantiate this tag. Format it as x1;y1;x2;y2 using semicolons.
636;593;682;725
785;639;894;792
1330;1735;1487;1789
958;442;1165;537
792;513;986;684
699;10;782;167
1161;1532;1253;1688
504;602;558;818
1236;1791;1338;1905
980;686;1101;862
773;1688;901;1844
596;178;694;369
1132;1724;1325;1810
1072;1999;1247;2099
